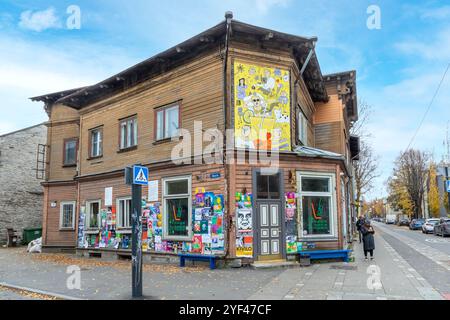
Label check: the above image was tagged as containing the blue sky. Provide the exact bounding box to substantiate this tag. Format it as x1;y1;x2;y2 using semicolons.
1;0;449;199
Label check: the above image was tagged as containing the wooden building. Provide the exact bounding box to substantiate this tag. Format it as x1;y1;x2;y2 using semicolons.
32;14;359;264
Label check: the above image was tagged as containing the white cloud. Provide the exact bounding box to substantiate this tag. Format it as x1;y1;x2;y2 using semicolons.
254;0;290;14
19;7;62;32
421;5;450;20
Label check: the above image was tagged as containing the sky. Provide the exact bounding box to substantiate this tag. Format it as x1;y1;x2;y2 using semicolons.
0;0;449;199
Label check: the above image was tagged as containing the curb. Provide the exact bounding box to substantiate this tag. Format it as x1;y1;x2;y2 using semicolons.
0;282;83;300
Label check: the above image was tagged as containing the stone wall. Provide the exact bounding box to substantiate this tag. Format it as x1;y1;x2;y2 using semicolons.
0;124;47;244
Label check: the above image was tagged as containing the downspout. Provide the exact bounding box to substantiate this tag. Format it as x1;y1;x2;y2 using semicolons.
222;11;233;259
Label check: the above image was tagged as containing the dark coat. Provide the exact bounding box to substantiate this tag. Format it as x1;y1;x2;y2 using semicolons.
361;225;375;251
356;219;365;231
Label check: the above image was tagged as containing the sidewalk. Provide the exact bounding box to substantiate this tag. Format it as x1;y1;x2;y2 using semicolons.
249;226;443;300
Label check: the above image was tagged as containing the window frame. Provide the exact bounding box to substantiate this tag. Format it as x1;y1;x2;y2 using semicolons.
162;175;192;241
119;115;138;151
116;197;132;229
89;126;103;159
63;137;78;167
154;102;181;141
85;199;101;230
59;201;76;230
297;171;337;240
297;107;308;146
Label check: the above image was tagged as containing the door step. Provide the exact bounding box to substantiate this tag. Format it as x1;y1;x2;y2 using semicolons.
251;260;299;269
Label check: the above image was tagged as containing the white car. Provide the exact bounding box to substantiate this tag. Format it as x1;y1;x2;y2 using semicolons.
422;219;439;234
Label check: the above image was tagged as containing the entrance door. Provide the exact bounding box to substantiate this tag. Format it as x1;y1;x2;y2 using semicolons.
253;169;285;261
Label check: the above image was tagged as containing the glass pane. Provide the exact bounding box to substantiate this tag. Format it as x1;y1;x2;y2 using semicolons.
63;205;73;228
156;111;164;140
166;197;189;237
256;173;269;199
268;174;280;199
302;177;329;192
65;140;76;164
127;200;132;227
166;179;188;195
120;122;127;148
302;196;331;235
89;202;99;228
165;106;179;138
133;119;138;145
119;200;125;227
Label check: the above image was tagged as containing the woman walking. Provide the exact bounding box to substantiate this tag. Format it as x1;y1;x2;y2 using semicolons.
361;220;375;261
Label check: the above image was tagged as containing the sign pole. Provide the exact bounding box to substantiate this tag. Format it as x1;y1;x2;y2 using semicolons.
125;165;148;299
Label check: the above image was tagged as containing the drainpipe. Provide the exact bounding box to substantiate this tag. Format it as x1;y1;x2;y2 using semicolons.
222;11;233;259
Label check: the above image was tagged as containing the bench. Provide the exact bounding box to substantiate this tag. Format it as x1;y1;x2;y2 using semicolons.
298;249;352;263
178;253;217;270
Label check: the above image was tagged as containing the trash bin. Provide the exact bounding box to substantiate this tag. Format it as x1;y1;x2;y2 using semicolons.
22;228;42;244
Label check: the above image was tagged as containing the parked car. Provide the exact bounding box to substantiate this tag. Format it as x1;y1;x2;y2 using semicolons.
397;218;410;226
386;214;396;224
434;218;450;237
422;219;440;234
409;219;425;230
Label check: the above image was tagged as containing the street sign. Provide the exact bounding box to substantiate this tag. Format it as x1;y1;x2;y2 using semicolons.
446;180;450;193
133;166;149;185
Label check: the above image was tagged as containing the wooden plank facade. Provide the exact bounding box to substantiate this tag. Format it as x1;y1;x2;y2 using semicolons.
33;17;359;263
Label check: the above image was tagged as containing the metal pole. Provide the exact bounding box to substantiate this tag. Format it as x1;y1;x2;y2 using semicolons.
131;182;143;298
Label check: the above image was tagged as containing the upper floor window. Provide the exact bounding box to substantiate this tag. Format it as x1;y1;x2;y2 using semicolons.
63;138;78;166
298;108;308;146
89;127;103;158
119;116;138;150
155;103;180;141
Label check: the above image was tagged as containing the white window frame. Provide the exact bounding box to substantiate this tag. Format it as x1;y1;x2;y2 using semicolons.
116;197;132;229
162;175;192;241
298;108;308;146
297;171;338;240
59;201;76;230
120;117;138;149
156;104;180;140
85;200;101;230
90;128;102;158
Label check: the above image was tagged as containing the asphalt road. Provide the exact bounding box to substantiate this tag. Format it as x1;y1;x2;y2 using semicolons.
374;222;450;299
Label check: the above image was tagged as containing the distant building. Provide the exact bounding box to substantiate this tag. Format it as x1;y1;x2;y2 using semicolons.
437;165;450;217
0;124;47;244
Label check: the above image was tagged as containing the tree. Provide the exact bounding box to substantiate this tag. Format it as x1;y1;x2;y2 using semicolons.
350;100;380;214
389;149;429;219
428;162;440;218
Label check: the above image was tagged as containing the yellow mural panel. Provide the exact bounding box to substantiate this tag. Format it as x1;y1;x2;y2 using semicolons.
234;61;291;151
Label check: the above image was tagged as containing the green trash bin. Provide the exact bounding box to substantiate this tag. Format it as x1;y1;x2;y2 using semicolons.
22;228;42;245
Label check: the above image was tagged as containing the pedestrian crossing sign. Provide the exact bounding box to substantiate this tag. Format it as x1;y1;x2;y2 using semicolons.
446;180;450;193
133;166;149;186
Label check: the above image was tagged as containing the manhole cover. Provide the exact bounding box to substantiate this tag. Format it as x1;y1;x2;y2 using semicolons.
330;265;357;271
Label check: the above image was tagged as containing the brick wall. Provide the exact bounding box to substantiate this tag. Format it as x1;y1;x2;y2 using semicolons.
0;124;47;244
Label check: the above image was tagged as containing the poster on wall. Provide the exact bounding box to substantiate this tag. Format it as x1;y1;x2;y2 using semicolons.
235;193;254;258
234;61;291;151
104;187;113;206
148;180;158;202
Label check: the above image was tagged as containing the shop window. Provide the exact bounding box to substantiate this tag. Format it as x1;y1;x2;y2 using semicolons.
63;138;78;166
256;171;281;200
119;116;138;150
298;172;337;238
162;176;191;240
89;127;103;158
297;108;308;146
155;103;180;141
117;197;132;228
60;201;76;230
86;200;101;229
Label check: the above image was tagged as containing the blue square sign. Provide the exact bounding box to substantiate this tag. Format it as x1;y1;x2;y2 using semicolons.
133;166;149;186
446;180;450;193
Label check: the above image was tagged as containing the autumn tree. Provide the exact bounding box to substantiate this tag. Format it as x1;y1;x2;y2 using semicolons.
428;161;441;218
388;149;429;219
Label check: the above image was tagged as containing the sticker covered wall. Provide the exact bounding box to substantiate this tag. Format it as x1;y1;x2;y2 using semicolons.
235;192;254;258
234;61;291;151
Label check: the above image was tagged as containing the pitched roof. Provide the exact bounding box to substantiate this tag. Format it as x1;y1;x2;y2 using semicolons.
33;17;328;109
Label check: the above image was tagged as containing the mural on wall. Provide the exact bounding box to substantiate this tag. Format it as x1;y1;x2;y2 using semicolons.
234;61;291;151
235;192;254;258
77;186;225;256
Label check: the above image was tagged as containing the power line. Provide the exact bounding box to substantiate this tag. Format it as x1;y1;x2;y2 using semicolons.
405;62;450;151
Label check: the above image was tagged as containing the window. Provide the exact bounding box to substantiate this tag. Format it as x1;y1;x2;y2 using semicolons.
162;176;191;240
117;197;132;228
89;127;103;158
119;116;138;150
298;108;308;145
155;104;180;140
298;172;337;238
63;138;78;166
86;200;101;229
60;201;76;230
256;171;281;200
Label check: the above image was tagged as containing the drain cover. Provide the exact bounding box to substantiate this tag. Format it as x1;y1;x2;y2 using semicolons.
330;265;357;271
